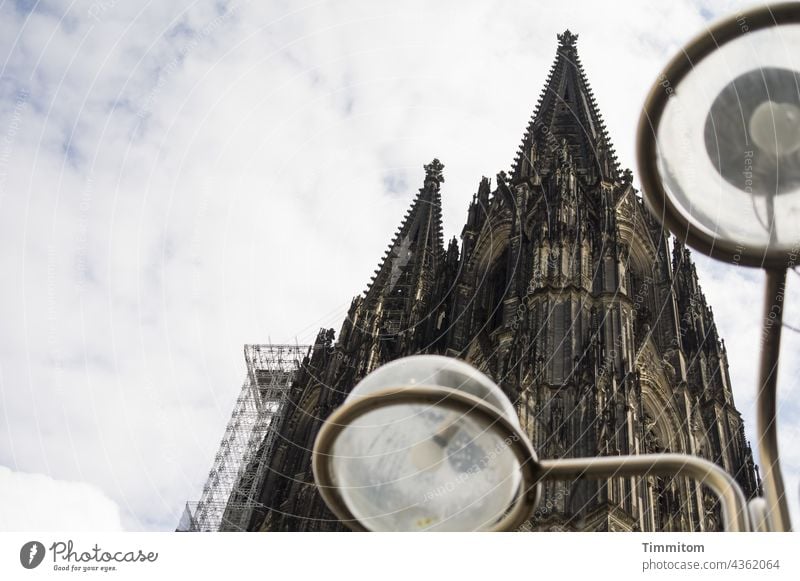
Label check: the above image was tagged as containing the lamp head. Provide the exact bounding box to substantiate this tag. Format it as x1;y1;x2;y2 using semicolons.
312;355;541;531
638;3;800;268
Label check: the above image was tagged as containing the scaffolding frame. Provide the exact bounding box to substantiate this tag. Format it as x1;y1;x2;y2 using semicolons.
181;343;308;532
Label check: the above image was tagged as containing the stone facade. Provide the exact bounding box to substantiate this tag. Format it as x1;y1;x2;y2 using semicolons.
243;30;760;532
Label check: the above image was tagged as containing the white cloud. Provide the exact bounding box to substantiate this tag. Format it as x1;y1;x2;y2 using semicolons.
0;465;123;531
1;0;797;531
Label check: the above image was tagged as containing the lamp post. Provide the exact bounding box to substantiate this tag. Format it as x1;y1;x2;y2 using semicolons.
312;355;750;532
636;2;800;532
312;2;799;533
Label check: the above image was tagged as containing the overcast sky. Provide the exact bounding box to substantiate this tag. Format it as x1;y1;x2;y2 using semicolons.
0;0;798;532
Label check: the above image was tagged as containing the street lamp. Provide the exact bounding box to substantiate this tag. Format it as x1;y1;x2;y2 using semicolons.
637;2;800;532
313;355;750;532
312;355;542;532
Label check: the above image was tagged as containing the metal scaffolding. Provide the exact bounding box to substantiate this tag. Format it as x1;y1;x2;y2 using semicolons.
180;343;308;532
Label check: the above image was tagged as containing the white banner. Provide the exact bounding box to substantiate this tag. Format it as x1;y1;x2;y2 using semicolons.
1;532;797;581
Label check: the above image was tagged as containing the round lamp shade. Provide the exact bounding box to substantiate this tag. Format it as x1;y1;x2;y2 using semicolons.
637;4;800;268
312;355;540;531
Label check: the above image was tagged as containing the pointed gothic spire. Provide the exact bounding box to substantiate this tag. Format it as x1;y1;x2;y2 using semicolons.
512;30;620;183
363;159;446;303
671;237;726;359
672;237;699;295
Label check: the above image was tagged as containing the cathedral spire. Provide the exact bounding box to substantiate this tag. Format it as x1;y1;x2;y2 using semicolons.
512;30;619;182
363;159;445;305
672;237;701;299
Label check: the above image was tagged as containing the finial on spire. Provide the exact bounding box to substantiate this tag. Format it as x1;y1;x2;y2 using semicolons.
621;168;633;186
424;158;445;187
557;29;578;48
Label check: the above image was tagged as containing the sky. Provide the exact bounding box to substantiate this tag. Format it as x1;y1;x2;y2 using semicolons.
0;0;798;532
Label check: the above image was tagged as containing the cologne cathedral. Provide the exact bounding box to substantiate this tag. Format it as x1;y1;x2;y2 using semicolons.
244;31;760;532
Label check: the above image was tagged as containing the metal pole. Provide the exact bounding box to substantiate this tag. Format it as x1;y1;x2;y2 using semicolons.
538;454;750;532
748;498;770;533
757;268;791;531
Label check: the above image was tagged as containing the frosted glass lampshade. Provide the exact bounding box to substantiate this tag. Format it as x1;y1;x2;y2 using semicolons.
312;355;540;532
347;355;519;421
637;6;800;268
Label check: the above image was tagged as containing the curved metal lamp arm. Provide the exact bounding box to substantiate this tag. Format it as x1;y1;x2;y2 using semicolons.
537;454;751;532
